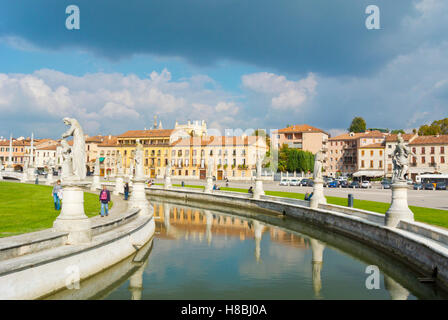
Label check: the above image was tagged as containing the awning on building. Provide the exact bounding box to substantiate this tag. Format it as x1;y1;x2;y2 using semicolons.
353;170;384;177
99;157;105;163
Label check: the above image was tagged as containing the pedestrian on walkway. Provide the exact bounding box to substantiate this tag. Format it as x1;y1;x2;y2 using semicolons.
124;182;129;200
99;185;111;217
52;180;62;210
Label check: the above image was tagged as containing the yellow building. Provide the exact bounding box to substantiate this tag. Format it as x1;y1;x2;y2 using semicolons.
170;135;268;180
116;129;188;178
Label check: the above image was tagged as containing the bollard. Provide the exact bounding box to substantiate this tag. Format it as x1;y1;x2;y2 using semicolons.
348;194;354;208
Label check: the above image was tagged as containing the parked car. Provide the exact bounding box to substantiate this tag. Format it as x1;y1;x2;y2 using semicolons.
413;183;423;190
381;181;391;189
361;181;372;189
424;183;435;190
436;182;447;190
289;178;301;186
301;179;314;187
323;177;333;187
349;181;360;188
339;181;349;188
328;180;339;188
280;178;290;186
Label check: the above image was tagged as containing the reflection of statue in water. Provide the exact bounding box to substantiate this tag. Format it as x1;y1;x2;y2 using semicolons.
392;134;414;183
62;118;86;180
313;150;324;180
61;139;75;181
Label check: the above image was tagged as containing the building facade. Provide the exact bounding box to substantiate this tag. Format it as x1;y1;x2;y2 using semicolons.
326;131;388;177
408;135;448;180
274;124;329;154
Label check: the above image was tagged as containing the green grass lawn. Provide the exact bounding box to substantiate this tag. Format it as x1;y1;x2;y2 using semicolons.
156;183;448;229
0;181;110;238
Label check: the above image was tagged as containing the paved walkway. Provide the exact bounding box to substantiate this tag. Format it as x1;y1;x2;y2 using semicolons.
86;189;130;223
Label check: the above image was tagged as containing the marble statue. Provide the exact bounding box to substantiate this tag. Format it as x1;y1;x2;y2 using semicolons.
313;150;324;180
93;158;100;176
256;154;264;179
207;158;214;177
165;162;172;178
23;157;29;171
62;118;86;180
61;139;75;181
392;134;415;183
134;139;144;178
116;153;123;175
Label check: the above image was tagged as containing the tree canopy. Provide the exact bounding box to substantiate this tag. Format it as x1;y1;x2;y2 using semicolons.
278;144;314;173
348;117;366;133
418;118;448;136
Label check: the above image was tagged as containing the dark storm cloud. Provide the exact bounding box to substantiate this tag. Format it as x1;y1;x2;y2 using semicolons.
1;0;417;76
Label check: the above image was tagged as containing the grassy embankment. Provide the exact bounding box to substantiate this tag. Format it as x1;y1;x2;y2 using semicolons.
0;181;111;237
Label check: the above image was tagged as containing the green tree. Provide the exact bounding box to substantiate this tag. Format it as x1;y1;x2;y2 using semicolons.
348;117;366;133
418;118;448;135
391;129;405;134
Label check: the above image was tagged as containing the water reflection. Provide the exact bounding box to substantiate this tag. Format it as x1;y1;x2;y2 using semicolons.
45;199;448;300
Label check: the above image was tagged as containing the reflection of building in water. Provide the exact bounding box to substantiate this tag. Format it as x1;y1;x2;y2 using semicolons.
310;239;325;299
253;220;265;263
152;203;309;251
384;275;409;300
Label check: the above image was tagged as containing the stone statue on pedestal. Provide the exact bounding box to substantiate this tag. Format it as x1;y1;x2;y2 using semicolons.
207;158;214;177
392;134;414;183
134;139;144;179
62;118;86;181
165;162;172;178
93;158;100;176
313;150;324;181
61;139;75;181
256;154;264;179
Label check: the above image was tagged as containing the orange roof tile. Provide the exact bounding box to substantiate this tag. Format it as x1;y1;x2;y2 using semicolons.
118;129;174;138
276;124;328;135
409;135;448;145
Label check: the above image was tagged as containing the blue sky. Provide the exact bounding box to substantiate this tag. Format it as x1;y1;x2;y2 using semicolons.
0;0;447;138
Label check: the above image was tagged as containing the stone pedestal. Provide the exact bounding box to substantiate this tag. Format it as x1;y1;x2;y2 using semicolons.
164;176;172;189
90;174;101;191
53;182;92;244
129;178;153;217
385;182;414;228
310;178;327;209
204;176;213;193
0;171;3;181
114;175;124;195
253;179;265;200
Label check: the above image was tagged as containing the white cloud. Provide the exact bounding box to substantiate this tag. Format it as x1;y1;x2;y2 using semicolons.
242;72;317;110
0;69;245;137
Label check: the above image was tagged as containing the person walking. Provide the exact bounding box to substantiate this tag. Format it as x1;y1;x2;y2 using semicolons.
52;180;62;210
124;182;130;201
99;185;111;217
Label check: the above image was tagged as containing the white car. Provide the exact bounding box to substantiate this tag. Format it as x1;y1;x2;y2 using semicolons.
279;178;290;186
361;181;372;188
289;178;301;186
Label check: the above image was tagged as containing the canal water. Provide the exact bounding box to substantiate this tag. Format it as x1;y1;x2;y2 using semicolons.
46;198;448;300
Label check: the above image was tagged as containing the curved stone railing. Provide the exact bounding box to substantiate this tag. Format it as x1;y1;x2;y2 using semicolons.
146;186;448;289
